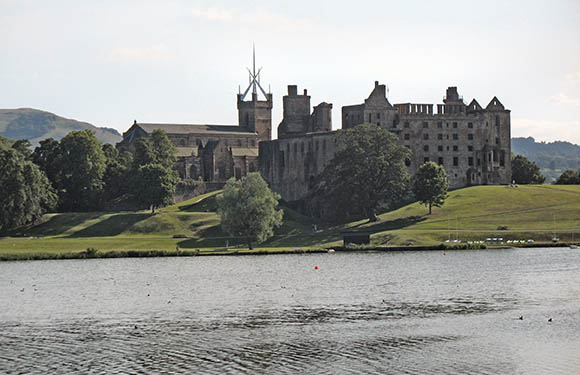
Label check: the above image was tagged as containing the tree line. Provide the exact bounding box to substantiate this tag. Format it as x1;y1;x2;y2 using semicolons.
0;129;178;233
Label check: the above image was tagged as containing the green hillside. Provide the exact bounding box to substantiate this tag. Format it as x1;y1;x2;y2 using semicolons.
1;185;579;259
0;108;122;145
512;137;580;183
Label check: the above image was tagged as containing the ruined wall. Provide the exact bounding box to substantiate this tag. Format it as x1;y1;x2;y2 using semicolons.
341;81;399;129
396;97;511;188
259;132;338;201
260;85;512;203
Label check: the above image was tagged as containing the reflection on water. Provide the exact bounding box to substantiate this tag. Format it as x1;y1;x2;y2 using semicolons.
1;248;580;374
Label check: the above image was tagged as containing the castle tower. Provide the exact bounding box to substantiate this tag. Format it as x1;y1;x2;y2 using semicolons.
237;46;273;142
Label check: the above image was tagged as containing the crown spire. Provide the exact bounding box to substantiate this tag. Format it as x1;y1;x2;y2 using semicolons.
240;44;268;101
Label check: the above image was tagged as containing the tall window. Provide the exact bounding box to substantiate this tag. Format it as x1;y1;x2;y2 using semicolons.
424;145;429;152
423;122;429;128
423;133;429;140
453;157;458;166
468;134;474;140
453;134;458;140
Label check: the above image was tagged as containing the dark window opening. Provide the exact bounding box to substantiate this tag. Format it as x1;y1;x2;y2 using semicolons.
438;157;444;165
453;157;458;166
468;157;473;166
453;145;458;152
423;133;429;140
438;145;443;152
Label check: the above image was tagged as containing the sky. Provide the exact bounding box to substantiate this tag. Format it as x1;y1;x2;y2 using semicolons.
1;0;579;143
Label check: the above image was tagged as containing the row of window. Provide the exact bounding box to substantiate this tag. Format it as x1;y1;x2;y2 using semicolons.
420;145;475;152
420;156;505;167
177;138;256;147
403;133;476;141
285;139;328;154
403;116;502;129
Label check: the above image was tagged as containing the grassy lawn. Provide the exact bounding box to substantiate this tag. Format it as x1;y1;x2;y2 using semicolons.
1;185;580;259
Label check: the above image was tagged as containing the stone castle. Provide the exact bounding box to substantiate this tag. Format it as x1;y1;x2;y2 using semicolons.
118;58;511;203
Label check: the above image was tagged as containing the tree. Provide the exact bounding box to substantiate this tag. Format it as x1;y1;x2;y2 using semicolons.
58;130;107;211
11;139;33;160
101;143;133;202
32;138;62;190
0;147;57;232
134;129;176;170
133;163;177;213
413;162;449;214
511;154;545;184
555;169;579;184
217;172;283;249
314;123;410;222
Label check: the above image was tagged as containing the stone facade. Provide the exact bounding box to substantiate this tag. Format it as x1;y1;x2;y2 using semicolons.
259;83;511;202
118;122;261;182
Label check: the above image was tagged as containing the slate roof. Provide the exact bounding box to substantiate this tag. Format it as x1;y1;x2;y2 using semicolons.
231;147;259;157
136;123;257;136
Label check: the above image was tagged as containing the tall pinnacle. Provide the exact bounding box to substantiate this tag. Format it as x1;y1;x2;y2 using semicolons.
240;44;268;101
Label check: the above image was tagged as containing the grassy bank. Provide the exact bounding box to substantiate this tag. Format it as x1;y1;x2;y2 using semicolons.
1;185;579;261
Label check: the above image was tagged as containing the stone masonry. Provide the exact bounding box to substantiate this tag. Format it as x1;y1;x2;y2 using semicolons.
259;82;511;202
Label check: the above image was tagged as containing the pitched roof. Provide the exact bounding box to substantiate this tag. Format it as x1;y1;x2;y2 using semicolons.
136;123;257;136
231;147;259;157
175;146;198;157
485;97;505;111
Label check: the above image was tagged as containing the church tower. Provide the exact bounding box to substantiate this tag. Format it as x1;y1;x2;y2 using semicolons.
237;46;273;142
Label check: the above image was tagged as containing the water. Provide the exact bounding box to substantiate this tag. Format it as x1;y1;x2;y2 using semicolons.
1;247;579;374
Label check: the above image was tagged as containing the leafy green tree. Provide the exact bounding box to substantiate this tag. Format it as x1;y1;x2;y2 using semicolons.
58;130;107;211
133;163;177;213
555;169;579;184
32;138;62;190
511;154;545;184
412;162;449;214
134;129;176;170
0;147;57;232
101;143;133;202
217;172;284;249
314;123;410;222
11;139;33;160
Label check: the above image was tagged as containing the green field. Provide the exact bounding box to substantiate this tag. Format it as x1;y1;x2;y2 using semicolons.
1;185;580;260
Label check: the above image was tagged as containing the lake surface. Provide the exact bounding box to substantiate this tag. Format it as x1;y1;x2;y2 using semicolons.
1;247;579;374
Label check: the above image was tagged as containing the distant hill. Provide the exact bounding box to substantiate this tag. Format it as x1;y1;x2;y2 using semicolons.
0;108;122;146
512;137;580;183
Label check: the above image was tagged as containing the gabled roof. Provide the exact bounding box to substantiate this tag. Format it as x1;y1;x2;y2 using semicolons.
175;146;198;157
486;97;505;111
135;123;257;136
467;99;483;111
231;147;259;157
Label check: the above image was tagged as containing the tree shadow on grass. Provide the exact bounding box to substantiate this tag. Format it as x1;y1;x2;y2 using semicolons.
13;213;103;237
69;213;152;237
178;196;217;213
350;215;426;233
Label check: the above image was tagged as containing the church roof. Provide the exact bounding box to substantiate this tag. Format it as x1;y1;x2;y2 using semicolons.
136;123;257;136
175;146;198;157
231;147;259;157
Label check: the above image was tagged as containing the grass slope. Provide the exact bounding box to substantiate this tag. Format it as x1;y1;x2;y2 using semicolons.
0;108;122;145
1;185;580;259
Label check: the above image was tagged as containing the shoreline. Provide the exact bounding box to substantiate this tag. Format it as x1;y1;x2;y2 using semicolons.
1;242;576;262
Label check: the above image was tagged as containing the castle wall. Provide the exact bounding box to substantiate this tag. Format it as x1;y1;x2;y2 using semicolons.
260;84;512;203
259;132;338;201
397;109;511;188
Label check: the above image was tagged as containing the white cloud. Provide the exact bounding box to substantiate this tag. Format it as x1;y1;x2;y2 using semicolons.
549;93;580;106
565;72;580;84
103;44;175;64
190;7;313;32
191;7;234;22
512;118;580;145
